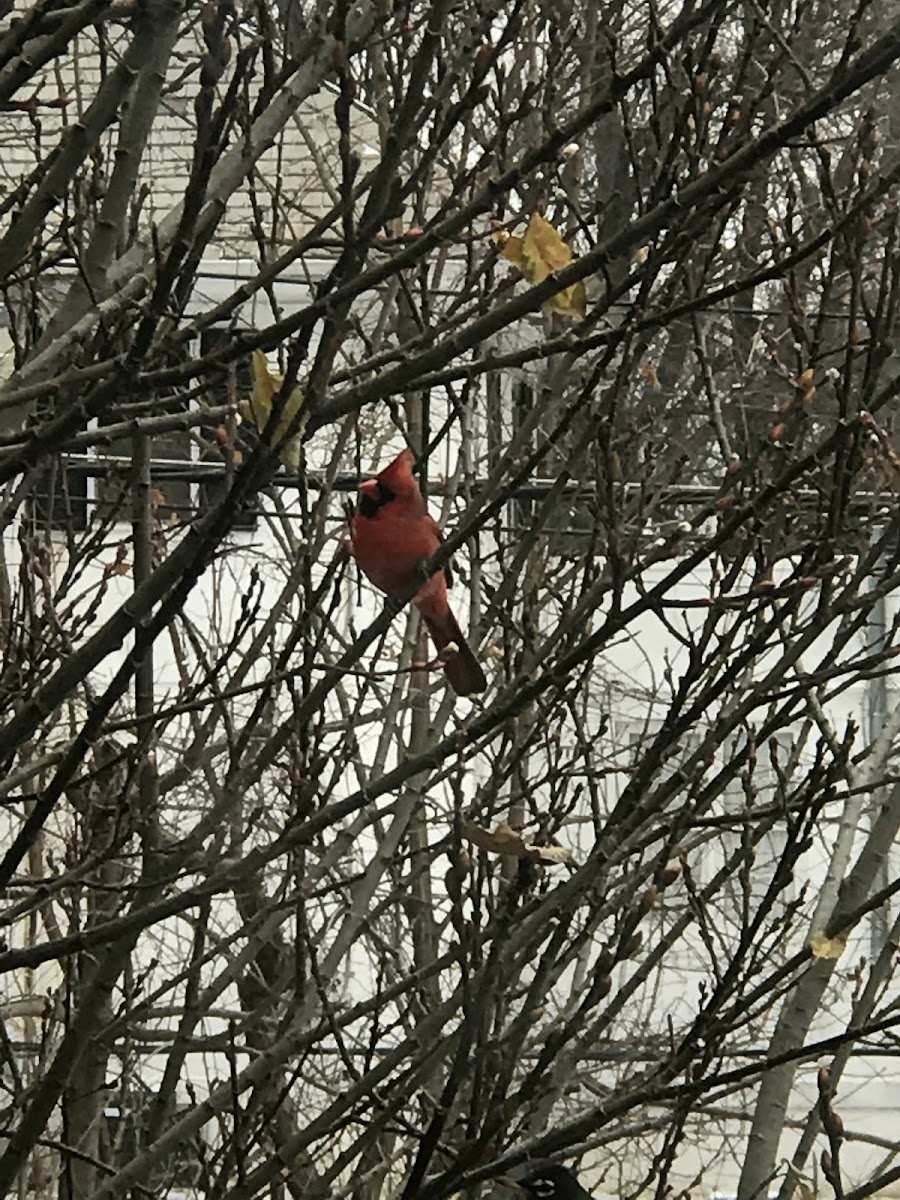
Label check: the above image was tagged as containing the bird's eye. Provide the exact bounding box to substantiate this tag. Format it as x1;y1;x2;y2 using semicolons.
531;1181;555;1198
377;481;395;503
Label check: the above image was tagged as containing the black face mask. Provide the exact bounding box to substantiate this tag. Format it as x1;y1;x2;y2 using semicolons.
358;480;396;519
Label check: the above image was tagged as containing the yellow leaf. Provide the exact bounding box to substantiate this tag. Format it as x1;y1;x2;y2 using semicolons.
461;819;571;866
810;929;850;960
498;233;524;263
521;212;572;278
238;349;306;471
495;213;586;319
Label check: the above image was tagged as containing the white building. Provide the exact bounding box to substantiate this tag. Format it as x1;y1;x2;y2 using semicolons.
1;5;899;1200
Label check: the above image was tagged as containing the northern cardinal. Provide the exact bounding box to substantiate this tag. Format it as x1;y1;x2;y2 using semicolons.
349;449;487;696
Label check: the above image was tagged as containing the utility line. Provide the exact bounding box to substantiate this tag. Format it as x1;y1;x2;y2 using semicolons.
36;453;894;510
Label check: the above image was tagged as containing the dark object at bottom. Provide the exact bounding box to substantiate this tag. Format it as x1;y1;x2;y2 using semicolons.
500;1163;595;1200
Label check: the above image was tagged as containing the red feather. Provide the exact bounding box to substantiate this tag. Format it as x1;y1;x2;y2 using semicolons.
349;450;487;696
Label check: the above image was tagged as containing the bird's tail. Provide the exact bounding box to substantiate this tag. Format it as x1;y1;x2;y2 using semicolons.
421;608;488;696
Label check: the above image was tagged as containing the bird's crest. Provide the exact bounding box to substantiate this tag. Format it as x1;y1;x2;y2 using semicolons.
374;447;417;495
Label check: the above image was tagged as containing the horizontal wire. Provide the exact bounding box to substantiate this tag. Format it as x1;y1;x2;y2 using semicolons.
28;454;894;514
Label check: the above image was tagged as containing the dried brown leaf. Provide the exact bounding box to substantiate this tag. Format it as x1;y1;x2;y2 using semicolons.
239;349;306;470
495;213;586;318
642;361;661;390
461;819;571;865
810;929;850;960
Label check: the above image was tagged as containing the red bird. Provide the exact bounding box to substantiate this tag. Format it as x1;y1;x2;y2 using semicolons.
349;449;487;696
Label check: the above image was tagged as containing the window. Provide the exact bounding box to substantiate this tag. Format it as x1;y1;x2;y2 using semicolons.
487;370;602;558
197;326;257;532
33;451;89;533
32;329;258;533
104;1101;202;1189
